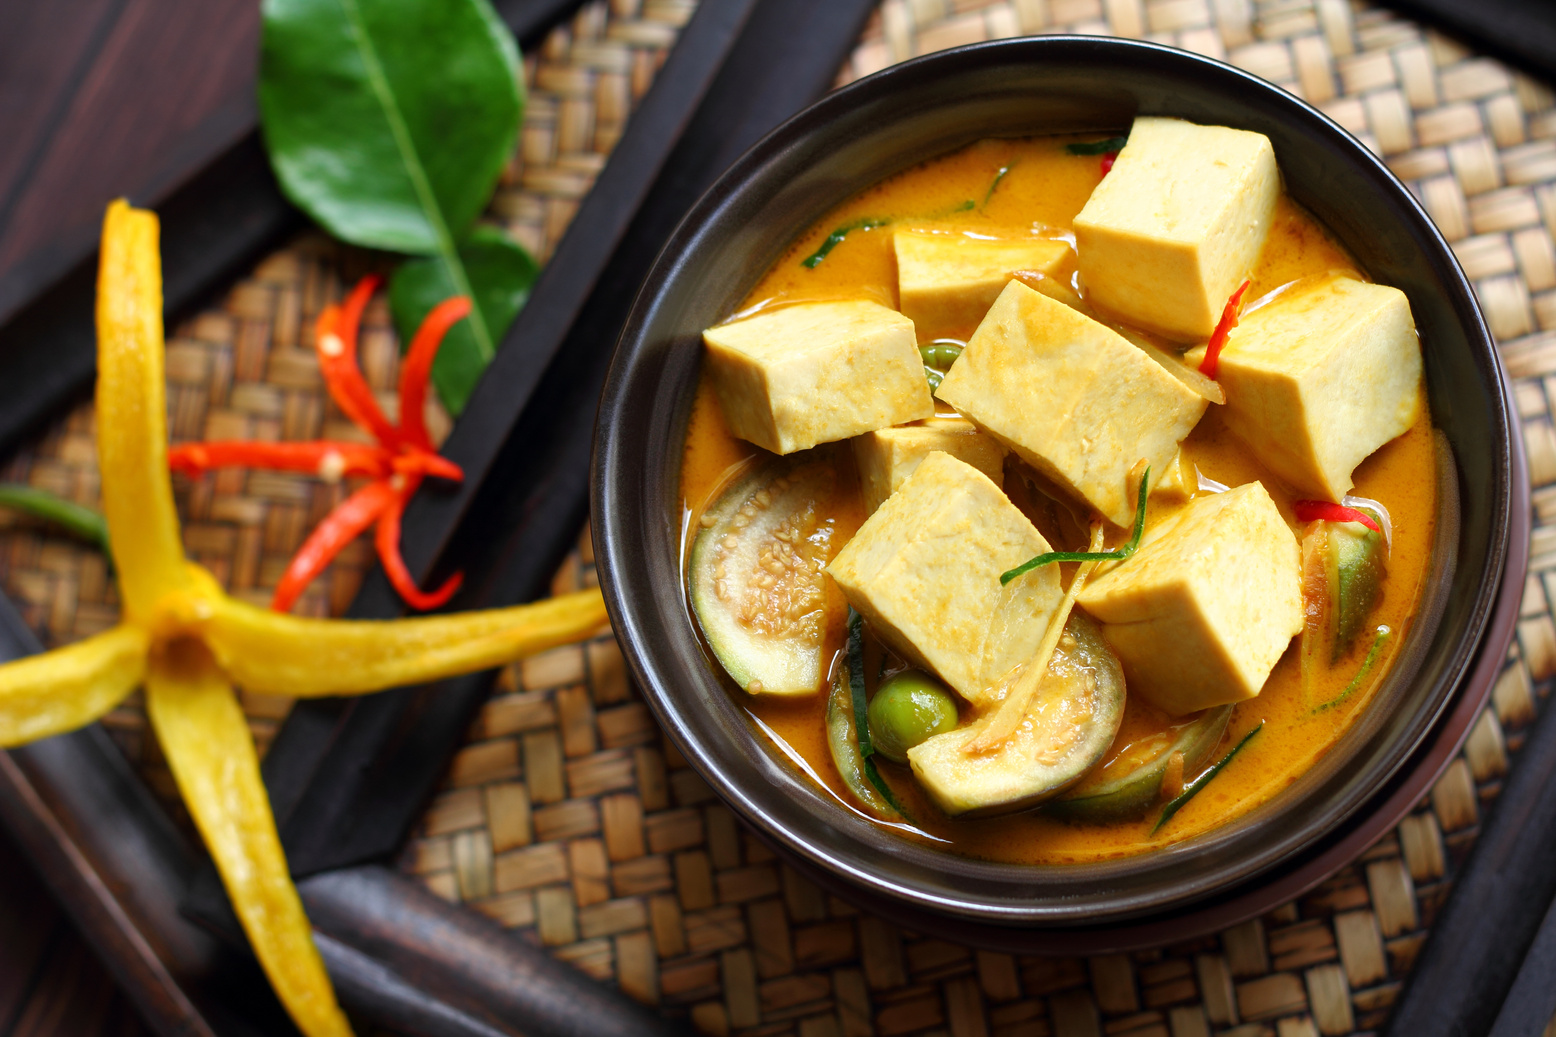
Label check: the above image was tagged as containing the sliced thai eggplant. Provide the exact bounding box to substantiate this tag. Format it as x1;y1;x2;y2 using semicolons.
826;647;898;818
1299;508;1388;696
826;609;903;819
906;611;1125;817
1332;521;1385;653
1047;705;1233;823
689;454;842;696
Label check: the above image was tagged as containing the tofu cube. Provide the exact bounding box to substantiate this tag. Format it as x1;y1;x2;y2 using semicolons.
895;230;1071;341
828;452;1063;706
1217;276;1423;500
1075;482;1302;715
703;300;934;455
853;417;1006;515
1074;117;1280;341
935;280;1208;527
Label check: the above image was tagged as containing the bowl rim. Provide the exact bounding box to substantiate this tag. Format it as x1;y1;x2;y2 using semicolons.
592;34;1519;930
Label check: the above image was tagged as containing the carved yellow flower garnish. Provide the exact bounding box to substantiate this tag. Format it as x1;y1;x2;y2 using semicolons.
0;201;608;1037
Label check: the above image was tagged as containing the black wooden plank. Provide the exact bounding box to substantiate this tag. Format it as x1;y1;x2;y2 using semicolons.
1489;890;1556;1037
0;0;587;461
0;132;300;459
301;865;683;1037
0;590;292;1037
1383;1;1556;81
0;0;258;330
0;577;687;1036
1385;684;1556;1035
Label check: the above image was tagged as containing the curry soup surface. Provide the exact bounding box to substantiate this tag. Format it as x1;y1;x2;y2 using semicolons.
679;135;1435;864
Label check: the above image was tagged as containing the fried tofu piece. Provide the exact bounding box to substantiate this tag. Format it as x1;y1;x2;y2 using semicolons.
1075;482;1302;715
1217;275;1423;500
935;280;1208;527
827;452;1063;706
852;417;1006;515
1074;117;1280;341
894;230;1071;341
702;300;934;455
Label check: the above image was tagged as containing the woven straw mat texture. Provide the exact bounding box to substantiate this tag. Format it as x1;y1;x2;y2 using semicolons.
1;1;1554;1036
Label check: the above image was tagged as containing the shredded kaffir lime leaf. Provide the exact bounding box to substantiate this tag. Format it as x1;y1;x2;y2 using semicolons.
1000;467;1150;585
1153;722;1263;833
802;218;891;268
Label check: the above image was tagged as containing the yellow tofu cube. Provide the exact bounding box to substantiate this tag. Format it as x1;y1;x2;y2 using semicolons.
1217;276;1423;500
852;417;1006;515
935;280;1208;527
894;230;1071;341
827;452;1063;706
1075;482;1302;715
1074;117;1280;341
703;300;934;454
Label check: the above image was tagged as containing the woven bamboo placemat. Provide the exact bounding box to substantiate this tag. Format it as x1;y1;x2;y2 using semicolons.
2;0;1555;1034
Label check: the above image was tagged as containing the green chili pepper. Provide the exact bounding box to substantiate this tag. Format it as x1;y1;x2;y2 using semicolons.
0;484;111;556
1153;722;1263;833
1000;467;1150;585
1066;136;1128;156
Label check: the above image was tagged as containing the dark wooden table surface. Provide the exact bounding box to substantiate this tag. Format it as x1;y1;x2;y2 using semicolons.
0;2;257;1031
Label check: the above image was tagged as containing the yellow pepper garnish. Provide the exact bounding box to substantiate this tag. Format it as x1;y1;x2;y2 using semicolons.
0;201;609;1037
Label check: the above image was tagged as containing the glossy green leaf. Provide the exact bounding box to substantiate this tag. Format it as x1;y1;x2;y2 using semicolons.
258;0;522;255
389;227;538;413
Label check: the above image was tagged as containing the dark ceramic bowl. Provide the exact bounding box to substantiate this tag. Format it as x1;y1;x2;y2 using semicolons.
592;37;1526;947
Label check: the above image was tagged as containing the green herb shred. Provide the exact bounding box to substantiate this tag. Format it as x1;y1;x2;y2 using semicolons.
1153;722;1263;834
802;217;892;268
982;163;1013;208
847;609;906;814
1315;625;1391;713
1000;467;1151;585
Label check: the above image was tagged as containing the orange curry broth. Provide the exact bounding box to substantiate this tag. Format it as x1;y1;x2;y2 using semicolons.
678;135;1436;864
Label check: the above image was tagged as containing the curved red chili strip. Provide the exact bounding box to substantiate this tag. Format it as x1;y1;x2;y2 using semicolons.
1293;499;1382;533
375;477;463;611
398;296;472;452
271;480;398;612
393;449;464;482
316;277;399;448
1100;151;1118;175
168;440;391;480
1197;278;1252;379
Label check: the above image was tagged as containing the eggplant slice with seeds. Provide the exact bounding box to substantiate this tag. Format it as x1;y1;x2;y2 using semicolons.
690;454;844;696
907;611;1125;817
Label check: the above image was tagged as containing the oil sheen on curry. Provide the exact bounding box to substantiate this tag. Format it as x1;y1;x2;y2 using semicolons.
679;118;1435;864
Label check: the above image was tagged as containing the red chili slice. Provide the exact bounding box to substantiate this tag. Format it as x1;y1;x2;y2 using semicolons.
1293;499;1382;533
271;480;398;612
376;474;463;610
398;296;471;452
1197;278;1252;379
